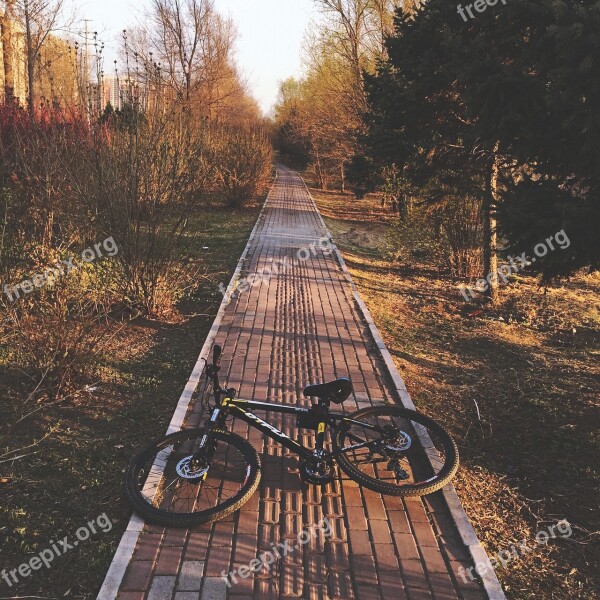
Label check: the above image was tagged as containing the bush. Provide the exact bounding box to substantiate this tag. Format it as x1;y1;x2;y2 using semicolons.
0;102;274;402
204;126;273;208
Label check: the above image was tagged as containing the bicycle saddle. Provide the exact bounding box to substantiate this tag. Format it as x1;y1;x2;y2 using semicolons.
303;378;353;404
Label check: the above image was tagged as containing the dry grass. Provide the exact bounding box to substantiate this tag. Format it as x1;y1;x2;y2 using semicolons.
0;201;264;598
311;186;600;599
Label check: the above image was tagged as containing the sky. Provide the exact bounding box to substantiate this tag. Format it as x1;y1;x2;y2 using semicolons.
73;0;317;114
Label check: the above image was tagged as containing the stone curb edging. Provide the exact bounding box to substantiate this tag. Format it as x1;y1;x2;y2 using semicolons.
300;175;506;600
96;175;276;600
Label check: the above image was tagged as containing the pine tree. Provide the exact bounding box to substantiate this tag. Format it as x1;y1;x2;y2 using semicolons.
363;0;600;292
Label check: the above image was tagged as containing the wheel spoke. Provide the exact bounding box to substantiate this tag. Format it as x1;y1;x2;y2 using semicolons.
335;406;458;494
128;429;259;522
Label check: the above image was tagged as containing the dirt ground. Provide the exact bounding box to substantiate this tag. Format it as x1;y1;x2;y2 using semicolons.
312;186;600;600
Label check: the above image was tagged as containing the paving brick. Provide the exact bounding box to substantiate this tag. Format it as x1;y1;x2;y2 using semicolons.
304;502;325;526
401;559;429;590
121;561;153;592
345;506;368;530
155;545;183;576
212;521;234;546
147;576;176;600
164;528;188;547
281;489;303;514
342;486;363;507
281;561;304;597
364;495;387;521
134;534;162;561
382;494;405;511
228;568;255;597
306;552;328;584
257;578;279;599
304;484;323;505
369;518;393;545
258;522;278;552
356;584;383;600
328;570;355;600
439;535;470;563
324;494;344;517
407;587;434;599
177;561;205;591
389;510;412;534
405;499;431;524
200;577;228;600
204;545;232;577
326;516;348;542
350;555;378;586
348;528;372;556
237;511;259;536
282;512;303;539
233;533;258;567
412;521;439;548
374;542;399;571
421;545;450;574
394;533;421;560
325;541;350;571
306;583;329;600
450;559;484;591
430;570;461;599
185;532;210;561
379;569;408;599
261;500;281;524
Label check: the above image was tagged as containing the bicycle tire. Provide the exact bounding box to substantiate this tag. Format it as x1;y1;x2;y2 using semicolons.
333;406;459;497
125;428;261;527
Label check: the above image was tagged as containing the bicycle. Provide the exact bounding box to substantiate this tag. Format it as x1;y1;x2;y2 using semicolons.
125;345;459;527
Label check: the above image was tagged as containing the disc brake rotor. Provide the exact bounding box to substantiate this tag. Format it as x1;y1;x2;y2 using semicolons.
176;456;210;480
385;430;412;452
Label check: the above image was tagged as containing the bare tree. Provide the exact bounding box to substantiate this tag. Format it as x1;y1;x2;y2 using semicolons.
142;0;239;118
314;0;371;96
13;0;66;117
367;0;402;55
1;0;17;101
149;0;211;102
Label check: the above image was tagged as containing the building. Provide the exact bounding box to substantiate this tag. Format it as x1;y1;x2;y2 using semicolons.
0;8;28;105
105;74;121;110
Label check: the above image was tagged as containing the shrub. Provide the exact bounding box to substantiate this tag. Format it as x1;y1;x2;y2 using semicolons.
204;126;273;208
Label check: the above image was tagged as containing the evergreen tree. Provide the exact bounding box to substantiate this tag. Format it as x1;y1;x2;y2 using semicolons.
363;0;600;296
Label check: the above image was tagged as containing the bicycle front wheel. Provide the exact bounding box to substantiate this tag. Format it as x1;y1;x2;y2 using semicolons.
333;406;459;497
125;428;261;527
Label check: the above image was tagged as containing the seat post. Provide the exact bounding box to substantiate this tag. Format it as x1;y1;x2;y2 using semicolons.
314;398;330;452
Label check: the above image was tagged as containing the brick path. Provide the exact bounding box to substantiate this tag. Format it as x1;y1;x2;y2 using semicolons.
103;167;496;600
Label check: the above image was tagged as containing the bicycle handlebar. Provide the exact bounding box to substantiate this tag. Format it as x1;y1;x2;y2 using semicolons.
213;345;222;368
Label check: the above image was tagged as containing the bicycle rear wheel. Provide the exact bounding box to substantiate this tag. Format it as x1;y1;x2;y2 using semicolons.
125;428;261;527
333;406;458;497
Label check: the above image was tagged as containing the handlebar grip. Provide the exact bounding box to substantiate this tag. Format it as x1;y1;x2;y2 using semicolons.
213;345;222;367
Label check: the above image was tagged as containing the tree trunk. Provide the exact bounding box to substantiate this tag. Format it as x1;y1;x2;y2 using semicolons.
1;0;16;102
340;161;345;194
25;1;36;118
314;151;326;190
483;142;501;304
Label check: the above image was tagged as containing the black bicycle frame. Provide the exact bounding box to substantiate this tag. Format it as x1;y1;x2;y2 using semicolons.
204;397;381;466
